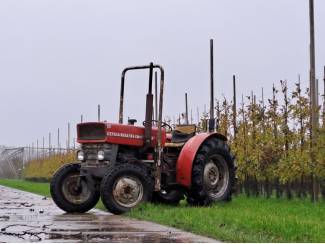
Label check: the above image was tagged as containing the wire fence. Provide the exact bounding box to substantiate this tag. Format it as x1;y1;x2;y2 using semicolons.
0;146;76;179
0;106;102;180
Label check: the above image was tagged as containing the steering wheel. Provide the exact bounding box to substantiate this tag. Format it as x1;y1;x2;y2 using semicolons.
142;120;173;132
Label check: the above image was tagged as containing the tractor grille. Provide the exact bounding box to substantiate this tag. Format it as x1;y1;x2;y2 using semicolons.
81;143;114;164
78;123;106;140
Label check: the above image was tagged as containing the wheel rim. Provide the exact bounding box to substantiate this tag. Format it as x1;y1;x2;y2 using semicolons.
61;173;91;204
203;154;229;199
112;176;144;208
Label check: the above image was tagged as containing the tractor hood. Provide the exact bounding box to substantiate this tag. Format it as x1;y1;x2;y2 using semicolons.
77;122;166;147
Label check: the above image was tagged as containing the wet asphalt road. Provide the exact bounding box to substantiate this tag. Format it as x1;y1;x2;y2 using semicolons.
0;185;218;242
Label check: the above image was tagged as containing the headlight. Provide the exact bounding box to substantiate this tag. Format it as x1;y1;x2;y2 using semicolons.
77;151;84;161
97;150;105;161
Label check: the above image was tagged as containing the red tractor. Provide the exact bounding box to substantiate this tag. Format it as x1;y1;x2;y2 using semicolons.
50;63;236;214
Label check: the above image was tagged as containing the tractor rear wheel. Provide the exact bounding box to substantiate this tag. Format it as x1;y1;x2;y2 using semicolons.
100;163;153;214
187;137;236;205
50;163;100;213
152;188;184;205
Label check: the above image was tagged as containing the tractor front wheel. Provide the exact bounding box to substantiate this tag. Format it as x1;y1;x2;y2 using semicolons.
100;163;153;214
187;137;236;205
50;163;100;213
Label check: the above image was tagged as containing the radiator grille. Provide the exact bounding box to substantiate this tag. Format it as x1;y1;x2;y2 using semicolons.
78;123;106;140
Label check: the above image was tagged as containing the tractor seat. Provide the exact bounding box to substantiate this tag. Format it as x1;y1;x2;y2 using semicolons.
165;124;196;148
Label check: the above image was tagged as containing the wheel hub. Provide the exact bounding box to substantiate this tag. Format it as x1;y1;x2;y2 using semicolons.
70;185;82;196
204;162;220;188
203;155;230;200
113;177;143;208
61;174;91;204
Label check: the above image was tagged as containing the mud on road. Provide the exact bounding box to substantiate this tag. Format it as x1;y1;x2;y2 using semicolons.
0;186;217;242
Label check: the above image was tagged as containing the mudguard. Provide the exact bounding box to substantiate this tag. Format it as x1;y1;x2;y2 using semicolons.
176;132;227;187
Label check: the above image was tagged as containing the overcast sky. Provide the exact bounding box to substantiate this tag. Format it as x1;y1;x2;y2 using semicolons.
0;0;324;147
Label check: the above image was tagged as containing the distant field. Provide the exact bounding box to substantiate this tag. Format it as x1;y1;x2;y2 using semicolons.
0;178;324;242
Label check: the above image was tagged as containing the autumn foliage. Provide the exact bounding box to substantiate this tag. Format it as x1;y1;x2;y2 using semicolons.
24;152;75;181
207;81;325;200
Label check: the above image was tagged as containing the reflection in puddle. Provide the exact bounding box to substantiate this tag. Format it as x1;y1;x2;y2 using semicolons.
0;185;215;243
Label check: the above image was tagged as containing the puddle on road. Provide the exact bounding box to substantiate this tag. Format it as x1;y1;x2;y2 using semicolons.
0;186;215;243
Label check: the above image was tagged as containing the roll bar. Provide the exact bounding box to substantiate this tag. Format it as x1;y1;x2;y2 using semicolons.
118;63;165;145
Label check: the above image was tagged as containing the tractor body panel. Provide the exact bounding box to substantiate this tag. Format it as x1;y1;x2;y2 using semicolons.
77;122;166;147
176;132;227;187
106;123;166;147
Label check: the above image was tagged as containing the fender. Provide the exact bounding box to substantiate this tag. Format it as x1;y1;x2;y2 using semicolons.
176;132;227;187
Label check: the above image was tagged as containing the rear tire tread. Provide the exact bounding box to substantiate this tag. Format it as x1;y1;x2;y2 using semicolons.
187;137;236;206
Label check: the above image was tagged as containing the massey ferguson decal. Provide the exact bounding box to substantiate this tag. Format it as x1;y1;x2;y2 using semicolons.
107;131;143;139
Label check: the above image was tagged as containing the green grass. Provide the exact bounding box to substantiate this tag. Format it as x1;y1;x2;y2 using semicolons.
0;178;324;242
128;197;325;242
0;178;51;197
